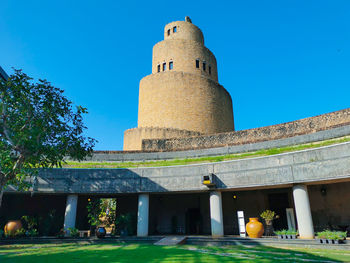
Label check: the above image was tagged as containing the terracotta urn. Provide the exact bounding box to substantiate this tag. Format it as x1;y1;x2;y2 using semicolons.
4;220;23;236
246;218;264;238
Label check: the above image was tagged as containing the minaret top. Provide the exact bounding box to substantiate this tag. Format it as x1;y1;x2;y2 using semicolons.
163;18;204;44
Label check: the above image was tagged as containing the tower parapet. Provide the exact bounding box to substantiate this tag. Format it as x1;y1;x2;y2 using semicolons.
124;17;234;151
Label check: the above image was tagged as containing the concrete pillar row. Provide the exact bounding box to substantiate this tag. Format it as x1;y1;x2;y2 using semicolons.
137;193;149;237
293;184;315;239
209;191;224;237
63;194;78;236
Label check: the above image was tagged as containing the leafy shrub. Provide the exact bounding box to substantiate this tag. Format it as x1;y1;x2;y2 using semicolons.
316;230;347;240
67;227;79;237
260;210;278;221
0;229;4;238
26;229;39;237
274;229;287;236
15;228;26;237
274;229;298;236
21;216;38;231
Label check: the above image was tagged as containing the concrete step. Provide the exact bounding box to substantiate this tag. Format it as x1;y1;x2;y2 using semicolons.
154;236;187;246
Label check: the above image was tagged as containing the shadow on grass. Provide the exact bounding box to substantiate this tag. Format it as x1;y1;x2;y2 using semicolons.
0;243;348;263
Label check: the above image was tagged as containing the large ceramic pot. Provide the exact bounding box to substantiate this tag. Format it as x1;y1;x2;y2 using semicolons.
96;227;106;238
4;220;23;236
246;218;264;238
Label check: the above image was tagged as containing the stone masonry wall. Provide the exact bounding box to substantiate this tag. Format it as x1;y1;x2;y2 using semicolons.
123;126;201;151
138;71;234;135
142;108;350;151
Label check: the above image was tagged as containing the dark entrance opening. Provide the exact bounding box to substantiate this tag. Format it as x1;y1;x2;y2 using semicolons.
186;208;202;234
268;192;289;230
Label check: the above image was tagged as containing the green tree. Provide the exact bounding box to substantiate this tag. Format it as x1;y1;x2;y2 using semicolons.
0;69;96;206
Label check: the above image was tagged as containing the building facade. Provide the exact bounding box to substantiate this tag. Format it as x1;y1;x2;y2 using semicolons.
124;17;234;150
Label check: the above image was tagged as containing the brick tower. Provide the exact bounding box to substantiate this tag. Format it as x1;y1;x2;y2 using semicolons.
124;17;234;150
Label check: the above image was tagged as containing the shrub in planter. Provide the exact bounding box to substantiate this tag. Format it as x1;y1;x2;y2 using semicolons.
26;229;39;237
274;229;287;239
14;228;26;238
67;227;79;238
274;229;298;239
316;230;347;244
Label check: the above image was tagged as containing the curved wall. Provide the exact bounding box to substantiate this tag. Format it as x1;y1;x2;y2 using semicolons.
142;108;350;151
152;39;218;81
123;126;201;151
138;72;234;134
25;141;350;194
164;21;204;44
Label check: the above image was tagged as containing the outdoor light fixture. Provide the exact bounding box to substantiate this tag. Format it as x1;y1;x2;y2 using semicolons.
202;173;216;187
320;186;327;196
233;194;237;199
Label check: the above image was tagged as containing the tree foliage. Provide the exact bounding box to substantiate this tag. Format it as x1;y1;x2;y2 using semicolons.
0;69;96;205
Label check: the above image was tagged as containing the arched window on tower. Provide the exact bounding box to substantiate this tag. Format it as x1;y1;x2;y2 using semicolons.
169;61;173;70
203;62;206;71
163;62;166;71
167;29;171;36
209;65;211;75
157;64;160;73
173;26;177;33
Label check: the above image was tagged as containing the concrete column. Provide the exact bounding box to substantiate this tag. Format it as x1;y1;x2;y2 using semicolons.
209;191;224;237
137;193;149;237
293;184;314;239
63;194;78;236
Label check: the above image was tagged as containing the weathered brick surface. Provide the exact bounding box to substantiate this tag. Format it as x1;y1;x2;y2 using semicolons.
142;108;350;151
123;127;201;151
138;72;234;134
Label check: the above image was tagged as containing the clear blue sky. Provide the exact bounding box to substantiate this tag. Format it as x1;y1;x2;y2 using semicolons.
1;1;349;150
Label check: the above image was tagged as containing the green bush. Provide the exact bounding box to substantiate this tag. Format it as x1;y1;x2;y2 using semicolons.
274;229;298;236
316;230;347;240
274;229;287;235
0;229;4;238
26;229;39;237
67;227;79;238
260;210;276;221
15;228;26;237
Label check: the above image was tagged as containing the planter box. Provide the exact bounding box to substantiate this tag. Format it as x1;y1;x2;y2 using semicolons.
278;234;297;239
318;239;345;244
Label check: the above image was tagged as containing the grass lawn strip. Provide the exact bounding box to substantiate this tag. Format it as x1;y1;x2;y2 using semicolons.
1;243;349;262
183;247;338;262
63;136;350;169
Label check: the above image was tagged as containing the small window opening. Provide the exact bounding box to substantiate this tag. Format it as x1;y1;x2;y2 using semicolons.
167;29;170;36
173;26;177;33
157;64;160;73
209;66;211;75
196;59;200;68
203;62;206;71
162;62;166;71
169;61;173;70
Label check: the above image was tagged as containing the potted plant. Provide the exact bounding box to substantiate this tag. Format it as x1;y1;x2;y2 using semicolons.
316;230;347;244
274;229;298;239
67;227;79;238
274;229;287;239
260;210;279;236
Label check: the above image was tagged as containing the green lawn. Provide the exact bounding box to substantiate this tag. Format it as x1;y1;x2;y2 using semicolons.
0;243;350;262
63;136;350;169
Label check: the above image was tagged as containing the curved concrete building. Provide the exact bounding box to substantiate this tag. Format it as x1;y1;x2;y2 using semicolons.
124;17;234;150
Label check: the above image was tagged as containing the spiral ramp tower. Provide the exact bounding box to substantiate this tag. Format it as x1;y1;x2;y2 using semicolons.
124;17;234;151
